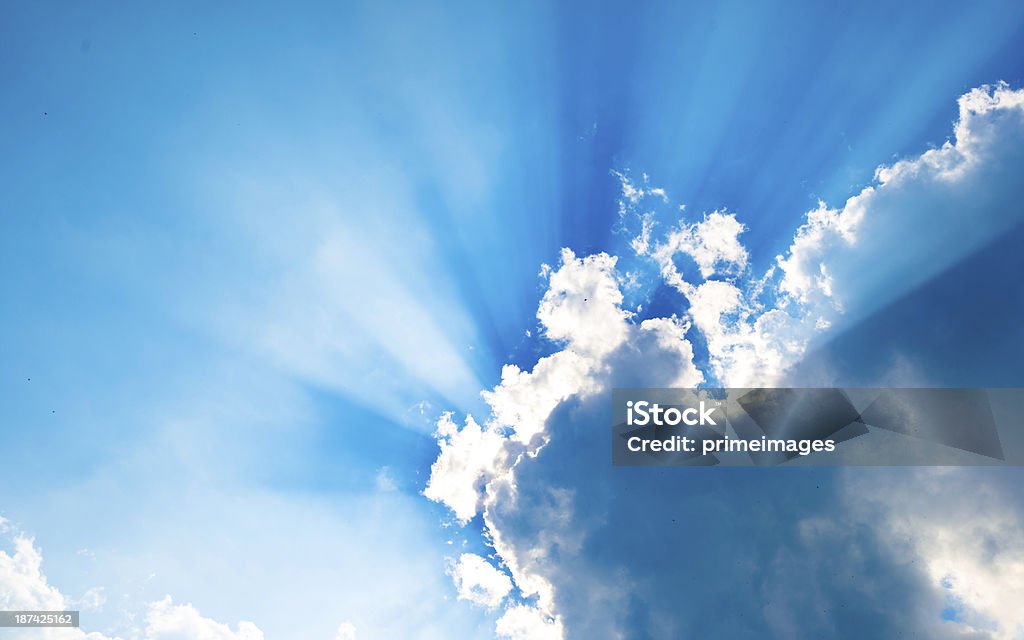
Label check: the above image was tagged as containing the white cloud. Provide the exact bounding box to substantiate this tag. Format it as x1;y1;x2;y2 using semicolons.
484;352;597;446
494;604;565;640
482;485;577;630
0;533;66;612
426;248;644;525
426;248;706;638
843;469;1024;639
429;82;1024;639
613;170;648;205
633;317;704;388
617;175;812;387
144;597;264;640
686;280;807;387
424;413;508;524
776;82;1024;327
621;82;1024;387
425;245;704;519
536;249;630;359
334;621;357;640
447;553;512;609
650;211;749;283
0;520;384;640
629;212;656;255
0;524;268;640
0;521;117;640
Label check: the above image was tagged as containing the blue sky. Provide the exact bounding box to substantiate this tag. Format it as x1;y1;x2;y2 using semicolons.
3;1;1024;639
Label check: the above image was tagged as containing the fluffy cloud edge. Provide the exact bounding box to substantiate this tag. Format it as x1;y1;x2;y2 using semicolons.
447;553;513;610
0;521;360;640
427;82;1024;639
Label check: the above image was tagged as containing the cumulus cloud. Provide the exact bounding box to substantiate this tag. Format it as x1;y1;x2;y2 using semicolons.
0;520;118;640
424;413;508;523
144;597;264;640
428;83;1024;639
447;554;513;609
425;248;704;636
425;248;655;525
617;176;815;387
494;604;565;640
649;211;749;284
843;469;1024;639
776;82;1024;325
536;249;631;359
0;529;66;612
616;82;1024;387
0;521;275;640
